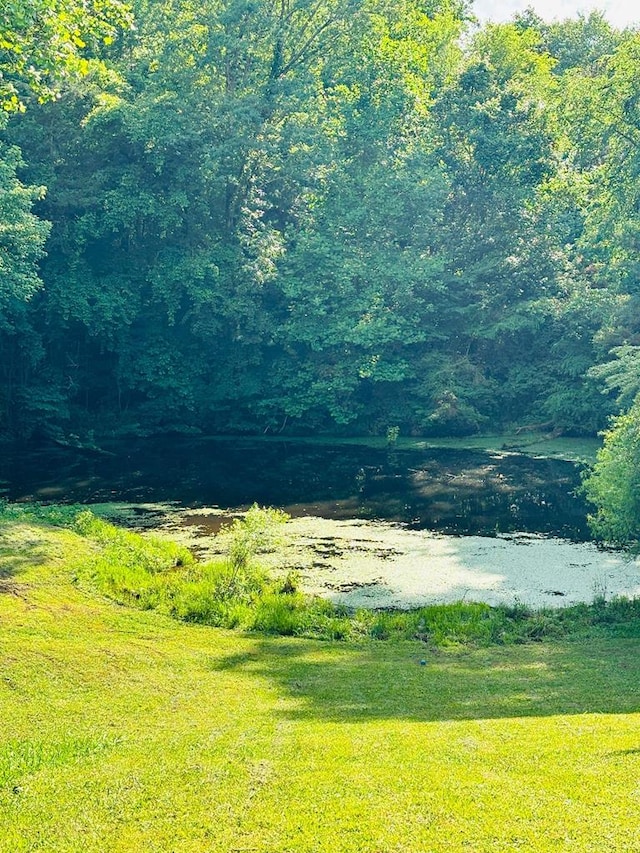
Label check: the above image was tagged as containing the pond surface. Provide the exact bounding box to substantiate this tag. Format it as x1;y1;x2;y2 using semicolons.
0;436;588;537
2;437;637;609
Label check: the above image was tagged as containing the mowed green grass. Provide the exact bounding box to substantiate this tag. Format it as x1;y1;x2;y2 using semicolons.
2;522;640;852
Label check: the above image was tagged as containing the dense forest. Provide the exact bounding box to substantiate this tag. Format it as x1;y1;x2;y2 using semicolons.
1;0;639;454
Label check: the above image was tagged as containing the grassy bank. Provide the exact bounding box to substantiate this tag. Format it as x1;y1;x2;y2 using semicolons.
2;513;640;851
3;503;640;645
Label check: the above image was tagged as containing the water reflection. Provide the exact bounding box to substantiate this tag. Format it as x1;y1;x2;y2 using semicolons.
2;438;632;609
0;437;589;539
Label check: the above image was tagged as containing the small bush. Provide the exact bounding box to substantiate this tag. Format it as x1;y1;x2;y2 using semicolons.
366;611;415;640
220;504;289;572
515;613;567;642
169;579;252;627
69;506;292;631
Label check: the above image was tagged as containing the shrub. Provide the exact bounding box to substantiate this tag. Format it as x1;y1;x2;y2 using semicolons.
582;402;640;546
69;506;290;630
220;504;289;572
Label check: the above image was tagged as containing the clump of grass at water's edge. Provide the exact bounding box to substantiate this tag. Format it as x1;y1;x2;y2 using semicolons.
2;500;640;646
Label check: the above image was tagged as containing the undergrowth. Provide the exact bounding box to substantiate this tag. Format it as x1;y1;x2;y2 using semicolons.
2;500;640;645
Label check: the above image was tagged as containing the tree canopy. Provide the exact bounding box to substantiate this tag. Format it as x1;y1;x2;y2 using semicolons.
1;0;640;498
1;0;132;110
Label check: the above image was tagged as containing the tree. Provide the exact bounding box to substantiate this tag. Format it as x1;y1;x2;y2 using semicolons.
261;0;462;431
418;23;564;432
583;401;640;545
0;140;49;308
0;0;132;110
9;0;468;435
0;0;132;435
2;0;635;440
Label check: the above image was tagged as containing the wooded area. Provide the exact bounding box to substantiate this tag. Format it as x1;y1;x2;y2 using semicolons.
1;1;639;460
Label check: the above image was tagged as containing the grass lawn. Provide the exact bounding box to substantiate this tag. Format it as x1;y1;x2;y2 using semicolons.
2;520;640;852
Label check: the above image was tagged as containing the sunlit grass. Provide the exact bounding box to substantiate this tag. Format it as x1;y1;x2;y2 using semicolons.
1;517;640;851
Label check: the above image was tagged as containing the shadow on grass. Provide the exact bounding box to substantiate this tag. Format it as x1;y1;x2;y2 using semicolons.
0;555;36;580
208;637;640;723
0;537;48;588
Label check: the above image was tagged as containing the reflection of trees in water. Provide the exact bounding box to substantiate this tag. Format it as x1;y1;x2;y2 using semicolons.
356;452;587;538
0;439;588;538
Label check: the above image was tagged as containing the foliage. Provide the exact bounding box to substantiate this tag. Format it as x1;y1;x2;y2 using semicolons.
0;0;133;111
588;344;640;409
0;3;639;439
219;504;290;574
582;400;640;545
0;141;49;309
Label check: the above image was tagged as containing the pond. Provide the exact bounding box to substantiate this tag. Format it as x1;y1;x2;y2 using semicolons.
0;436;589;534
1;436;638;609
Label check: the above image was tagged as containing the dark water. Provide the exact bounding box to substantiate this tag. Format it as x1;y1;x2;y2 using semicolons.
0;437;590;539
